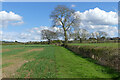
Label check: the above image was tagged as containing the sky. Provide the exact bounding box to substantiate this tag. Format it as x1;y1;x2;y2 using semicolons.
0;0;119;2
0;2;118;42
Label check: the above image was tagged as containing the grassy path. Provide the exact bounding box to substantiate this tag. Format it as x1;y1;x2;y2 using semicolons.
55;46;119;78
2;45;120;78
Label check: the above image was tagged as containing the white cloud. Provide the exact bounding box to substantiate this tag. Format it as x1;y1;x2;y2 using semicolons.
0;26;62;42
1;31;33;42
11;21;24;26
71;4;76;7
0;11;24;28
74;7;118;37
1;32;18;41
75;7;118;25
19;33;31;39
88;25;118;37
17;26;63;41
0;30;2;40
0;0;4;2
0;30;2;35
30;26;62;35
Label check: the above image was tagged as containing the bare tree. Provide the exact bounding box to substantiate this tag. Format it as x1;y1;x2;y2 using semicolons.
41;29;58;44
91;33;95;38
89;33;96;42
71;28;89;43
93;31;108;43
50;5;81;45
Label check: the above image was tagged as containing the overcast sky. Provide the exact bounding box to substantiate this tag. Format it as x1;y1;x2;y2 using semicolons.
0;2;118;42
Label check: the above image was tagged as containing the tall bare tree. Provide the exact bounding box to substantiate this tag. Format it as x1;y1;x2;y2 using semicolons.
41;29;58;44
50;5;81;45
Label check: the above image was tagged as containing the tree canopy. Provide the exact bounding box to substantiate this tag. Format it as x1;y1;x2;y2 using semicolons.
50;5;81;45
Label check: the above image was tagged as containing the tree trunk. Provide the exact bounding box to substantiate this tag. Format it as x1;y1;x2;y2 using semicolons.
97;38;99;43
64;30;68;45
80;38;82;43
48;39;51;44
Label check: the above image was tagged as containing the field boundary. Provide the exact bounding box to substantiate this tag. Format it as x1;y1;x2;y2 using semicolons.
65;45;120;71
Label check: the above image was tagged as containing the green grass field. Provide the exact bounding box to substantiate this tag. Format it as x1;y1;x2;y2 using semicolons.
69;43;119;49
1;44;120;78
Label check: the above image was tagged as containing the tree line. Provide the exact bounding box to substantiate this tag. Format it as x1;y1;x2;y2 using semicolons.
41;5;109;45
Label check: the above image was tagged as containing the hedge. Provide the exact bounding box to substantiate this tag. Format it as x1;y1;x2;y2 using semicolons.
66;45;120;71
